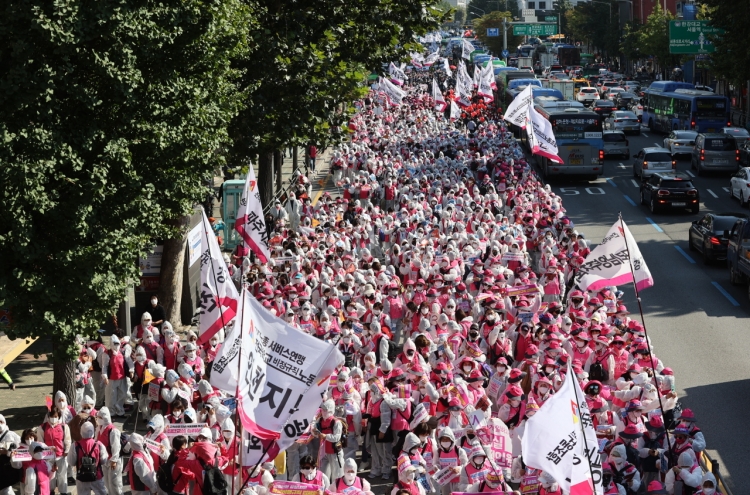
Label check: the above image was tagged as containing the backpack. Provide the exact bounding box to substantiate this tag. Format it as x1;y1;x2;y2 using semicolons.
0;432;22;490
335;418;349;451
623;443;641;470
199;458;228;495
589;356;609;382
157;460;181;495
387;339;398;362
76;442;99;482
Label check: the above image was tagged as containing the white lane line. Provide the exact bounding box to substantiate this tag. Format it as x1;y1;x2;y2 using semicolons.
723;187;731;193
618;162;627;169
685;170;695;177
707;189;718;198
631;179;640;187
643;133;650;138
654;142;661;147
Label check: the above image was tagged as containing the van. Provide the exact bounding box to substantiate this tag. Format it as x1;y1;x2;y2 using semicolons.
603;131;630;159
633;147;675;179
691;133;740;175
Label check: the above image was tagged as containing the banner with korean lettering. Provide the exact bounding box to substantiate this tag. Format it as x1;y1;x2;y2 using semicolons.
574;219;653;292
380;77;407;106
433;78;447;112
477;418;513;468
198;209;239;345
210;289;343;458
389;62;406;86
235;162;271;263
461;39;474;60
527;103;563;164
521;366;602;495
503;85;533;129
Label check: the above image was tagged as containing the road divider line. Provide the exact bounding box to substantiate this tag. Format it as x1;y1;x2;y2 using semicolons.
706;189;718;198
654;142;661;147
618;162;627;169
607;179;618;188
643;133;650;138
711;281;741;307
645;217;664;232
674;245;696;264
723;187;730;193
623;195;636;206
686;170;695;177
631;179;640;188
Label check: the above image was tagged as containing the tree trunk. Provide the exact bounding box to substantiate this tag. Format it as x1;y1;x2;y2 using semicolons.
258;151;274;208
52;337;76;403
274;149;283;194
160;215;190;328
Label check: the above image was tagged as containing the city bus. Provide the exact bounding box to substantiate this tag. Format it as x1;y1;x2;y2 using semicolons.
522;100;604;179
641;83;730;133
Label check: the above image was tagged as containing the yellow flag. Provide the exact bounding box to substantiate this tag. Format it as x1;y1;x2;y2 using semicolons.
143;368;155;385
312;219;320;227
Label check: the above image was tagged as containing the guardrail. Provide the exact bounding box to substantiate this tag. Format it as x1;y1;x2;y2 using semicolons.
700;451;734;495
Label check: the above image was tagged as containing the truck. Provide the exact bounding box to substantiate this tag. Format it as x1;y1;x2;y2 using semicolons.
548;80;575;101
540;53;555;69
555;45;581;67
727;218;750;300
496;69;534;93
517;57;533;71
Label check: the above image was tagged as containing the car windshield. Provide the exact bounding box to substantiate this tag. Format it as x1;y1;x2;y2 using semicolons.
603;134;626;143
705;138;736;151
597;101;614;107
712;217;739;232
675;132;697;140
725;128;750;137
645;152;672;162
660;179;693;188
615;112;638;119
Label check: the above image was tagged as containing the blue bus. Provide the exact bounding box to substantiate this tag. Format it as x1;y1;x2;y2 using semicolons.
523;100;604;179
641;83;730;133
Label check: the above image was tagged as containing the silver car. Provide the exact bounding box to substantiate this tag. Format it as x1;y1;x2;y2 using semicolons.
634;147;675;178
692;133;740;174
663;130;698;156
721;127;750;148
603;131;630;158
605;111;641;135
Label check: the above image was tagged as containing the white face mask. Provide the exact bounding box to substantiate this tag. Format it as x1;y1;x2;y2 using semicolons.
301;468;315;480
703;489;715;495
612;457;625;468
344;472;356;484
82;407;92;414
33;452;44;460
223;432;233;441
463;366;472;373
48;417;59;425
210;339;218;346
539;386;550;394
421;308;429;315
496;366;506;374
173;410;183;418
186;351;196;360
404;471;416;482
373;310;381;316
321;411;333;420
151;299;158;305
545;367;555;374
441;441;452;449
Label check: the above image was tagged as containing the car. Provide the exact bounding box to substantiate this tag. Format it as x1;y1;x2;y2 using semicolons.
604;111;641;135
639;172;699;214
628;101;644;122
592;100;615;116
576;87;600;105
603;130;630;158
614;92;638;110
605;87;626;100
622;81;640;93
740;141;750;166
663;130;698;156
721;127;750;148
730;167;750;205
689;213;749;263
633;147;676;179
691;133;740;175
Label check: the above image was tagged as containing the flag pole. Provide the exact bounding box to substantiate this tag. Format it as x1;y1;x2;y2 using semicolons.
231;289;247;495
617;212;674;462
568;365;600;493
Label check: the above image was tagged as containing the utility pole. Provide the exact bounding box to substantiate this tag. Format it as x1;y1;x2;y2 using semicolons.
503;17;508;54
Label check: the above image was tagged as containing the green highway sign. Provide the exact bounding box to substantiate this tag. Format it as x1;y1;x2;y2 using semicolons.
513;24;558;36
544;15;558;22
669;20;724;54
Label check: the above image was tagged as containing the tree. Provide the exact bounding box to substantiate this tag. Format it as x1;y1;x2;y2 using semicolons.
455;7;467;25
702;0;750;89
567;1;620;59
0;0;254;398
467;0;519;21
637;3;675;77
473;11;524;56
227;0;448;205
552;0;573;36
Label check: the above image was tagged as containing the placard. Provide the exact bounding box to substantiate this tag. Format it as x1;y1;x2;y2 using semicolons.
505;284;540;297
187;224;202;268
433;466;459;486
148;383;160;402
164;423;209;437
409;403;429;430
270;481;322;495
502;252;525;262
144;437;165;455
12;449;55;462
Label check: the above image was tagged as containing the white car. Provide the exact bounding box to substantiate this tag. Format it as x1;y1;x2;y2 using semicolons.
663;130;698;156
730;167;750;205
576;87;600;105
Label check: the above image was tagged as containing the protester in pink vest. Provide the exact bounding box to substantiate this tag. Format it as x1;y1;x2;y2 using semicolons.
67;422;107;495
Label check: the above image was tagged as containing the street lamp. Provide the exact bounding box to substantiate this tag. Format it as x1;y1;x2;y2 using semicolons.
469;6;485;19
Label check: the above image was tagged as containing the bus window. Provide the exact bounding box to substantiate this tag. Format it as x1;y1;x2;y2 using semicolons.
696;98;727;118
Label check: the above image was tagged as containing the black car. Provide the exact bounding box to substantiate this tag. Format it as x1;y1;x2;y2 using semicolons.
639;172;700;214
593;100;615;116
689;212;749;263
614;92;638;110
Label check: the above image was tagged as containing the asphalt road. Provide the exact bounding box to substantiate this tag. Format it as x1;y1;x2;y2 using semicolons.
537;126;750;495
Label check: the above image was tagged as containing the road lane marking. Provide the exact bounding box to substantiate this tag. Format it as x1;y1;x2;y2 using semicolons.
706;189;718;198
654;142;661;147
618;163;627;169
685;170;695;177
643;133;649;138
631;179;640;187
674;245;696;264
645;217;664;232
607;179;618;188
711;281;741;307
723;187;731;193
623;195;637;206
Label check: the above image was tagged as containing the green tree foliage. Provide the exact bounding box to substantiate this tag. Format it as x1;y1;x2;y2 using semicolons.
702;0;750;86
467;0;519;21
455;7;467;25
473;11;523;55
552;0;572;36
0;0;253;383
636;4;675;76
567;1;620;58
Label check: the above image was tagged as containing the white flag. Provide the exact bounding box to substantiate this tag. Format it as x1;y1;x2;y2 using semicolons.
461;39;474;60
503;85;533;128
389;62;406;86
235;162;271;263
432;78;447;112
527;103;564;163
472;64;482;89
443;58;452;77
521;366;603;495
211;289;343;448
574;219;654;292
478;64;494;101
379;77;406;106
424;51;440;66
198;210;239;345
449;100;461;120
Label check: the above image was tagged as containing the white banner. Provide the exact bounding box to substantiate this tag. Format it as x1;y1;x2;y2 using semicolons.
234;162;271;263
461;39;474;60
521;367;603;495
211;289;343;456
443;58;452;77
574;219;654;292
380;77;407;106
389;62;406;86
503;85;533;129
433;78;447;112
527;103;563;164
450;100;461;121
198;209;239;345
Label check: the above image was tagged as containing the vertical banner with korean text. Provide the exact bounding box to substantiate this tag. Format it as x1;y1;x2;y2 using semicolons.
235;163;271;263
197;210;239;345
